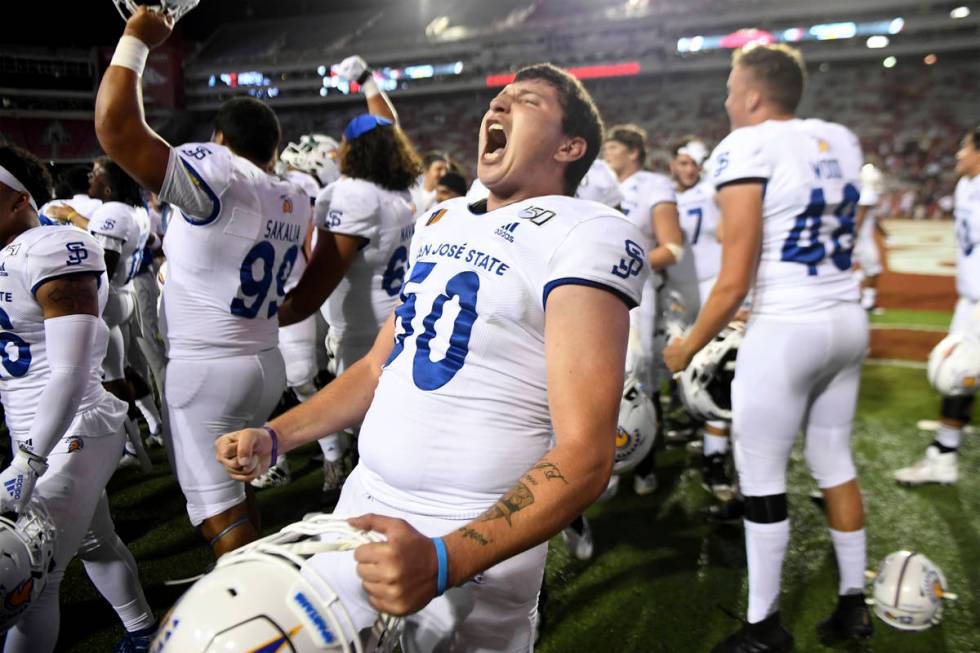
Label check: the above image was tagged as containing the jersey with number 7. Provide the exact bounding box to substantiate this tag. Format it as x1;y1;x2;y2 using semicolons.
708;118;863;315
157;142;311;360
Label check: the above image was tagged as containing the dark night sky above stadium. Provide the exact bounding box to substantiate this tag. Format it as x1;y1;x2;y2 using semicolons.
12;0;396;48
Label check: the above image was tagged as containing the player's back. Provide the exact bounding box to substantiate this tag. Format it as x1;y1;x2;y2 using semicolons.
160;142;309;359
316;177;415;340
710;118;863;314
356;194;646;517
0;226;122;435
954;171;980;300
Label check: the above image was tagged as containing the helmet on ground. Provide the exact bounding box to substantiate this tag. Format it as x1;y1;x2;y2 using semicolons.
677;322;743;421
872;550;956;631
113;0;200;22
927;333;980;396
0;502;56;632
613;373;657;475
152;514;400;652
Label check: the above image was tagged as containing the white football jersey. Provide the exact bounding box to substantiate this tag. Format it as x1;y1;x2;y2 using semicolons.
618;170;676;249
677;180;722;283
87;202;151;288
410;178;438;218
0;226;125;436
158;142;310;359
708;118;863;314
39;195;103;227
356;195;647;517
314;177;415;341
575;159;624;208
955;173;980;300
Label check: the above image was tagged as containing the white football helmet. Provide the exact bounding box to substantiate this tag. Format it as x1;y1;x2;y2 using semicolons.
152;514;399;652
927;333;980;396
677;322;744;422
281;134;341;188
113;0;200;22
872;550;957;631
0;502;56;632
613;375;657;475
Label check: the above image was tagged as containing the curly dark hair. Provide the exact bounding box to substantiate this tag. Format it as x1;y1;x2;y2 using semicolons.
95;156;143;207
0;144;52;208
339;124;422;192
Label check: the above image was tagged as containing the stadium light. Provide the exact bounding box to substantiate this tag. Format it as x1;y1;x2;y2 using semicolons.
866;35;889;49
883;56;897;68
950;6;970;19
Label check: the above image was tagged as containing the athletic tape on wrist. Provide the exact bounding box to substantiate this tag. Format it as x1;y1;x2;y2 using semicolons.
360;77;380;99
664;242;684;263
432;536;448;596
262;425;279;469
110;35;150;75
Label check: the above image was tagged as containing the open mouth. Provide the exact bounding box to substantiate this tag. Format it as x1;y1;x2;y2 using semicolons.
483;122;508;163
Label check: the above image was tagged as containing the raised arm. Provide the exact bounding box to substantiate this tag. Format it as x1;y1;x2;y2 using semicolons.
335;55;398;124
347;284;629;615
94;7;175;193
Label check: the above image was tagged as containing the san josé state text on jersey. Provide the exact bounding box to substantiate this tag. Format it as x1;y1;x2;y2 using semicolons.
415;241;511;277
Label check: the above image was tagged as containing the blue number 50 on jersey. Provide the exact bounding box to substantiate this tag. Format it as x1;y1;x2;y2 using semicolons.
386;261;480;391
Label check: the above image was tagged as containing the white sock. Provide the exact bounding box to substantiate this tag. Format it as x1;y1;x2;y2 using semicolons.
318;433;344;462
744;518;790;623
935;424;962;450
860;287;877;310
135;395;162;434
704;433;729;456
81;535;155;632
830;527;866;595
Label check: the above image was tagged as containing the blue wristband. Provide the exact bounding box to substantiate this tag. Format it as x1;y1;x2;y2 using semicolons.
432;536;448;596
262;425;279;466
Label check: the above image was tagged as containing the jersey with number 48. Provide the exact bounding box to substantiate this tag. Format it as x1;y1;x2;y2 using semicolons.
158;142;310;359
709;118;863;314
314;177;415;341
355;195;647;517
0;226;118;435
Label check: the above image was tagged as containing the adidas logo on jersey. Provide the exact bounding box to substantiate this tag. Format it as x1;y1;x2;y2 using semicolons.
495;222;519;242
3;477;22;500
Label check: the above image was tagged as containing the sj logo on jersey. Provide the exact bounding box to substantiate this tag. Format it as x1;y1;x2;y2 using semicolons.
611;239;644;279
65;242;88;266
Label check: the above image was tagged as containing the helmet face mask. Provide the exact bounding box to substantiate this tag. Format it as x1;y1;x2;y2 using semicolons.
280;133;341;188
113;0;200;23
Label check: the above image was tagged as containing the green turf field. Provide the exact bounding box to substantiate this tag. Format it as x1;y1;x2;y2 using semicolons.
53;363;979;652
869;309;953;331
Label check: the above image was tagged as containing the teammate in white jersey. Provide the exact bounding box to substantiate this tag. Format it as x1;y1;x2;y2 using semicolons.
670;136;735;501
212;63;646;651
604;124;683;494
0;145;155;653
853;162;885;312
665;45;871;651
97;10;313;556
895;126;980;485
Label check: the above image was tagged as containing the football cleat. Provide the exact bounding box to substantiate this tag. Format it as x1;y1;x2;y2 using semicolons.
633;472;658;496
894;446;958;485
711;611;794;653
251;459;292;490
871;550;957;631
704;496;745;525
702;453;735;502
817;593;873;643
114;623;158;653
561;516;594;561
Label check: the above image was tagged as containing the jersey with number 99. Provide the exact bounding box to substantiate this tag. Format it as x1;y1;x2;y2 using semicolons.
313;177;415;343
708;118;863;315
355;195;647;517
0;226;114;434
158;142;310;359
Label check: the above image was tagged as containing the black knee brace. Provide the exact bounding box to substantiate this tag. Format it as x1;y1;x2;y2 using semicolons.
744;493;788;524
940;395;974;423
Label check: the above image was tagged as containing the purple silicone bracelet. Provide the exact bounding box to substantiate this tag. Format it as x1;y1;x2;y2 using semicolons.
262;425;279;466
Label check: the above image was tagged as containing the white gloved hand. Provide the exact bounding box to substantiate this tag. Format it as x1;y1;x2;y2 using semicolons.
335;55;369;83
0;448;48;515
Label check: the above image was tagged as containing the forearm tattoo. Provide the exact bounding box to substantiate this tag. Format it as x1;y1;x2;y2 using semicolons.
472;460;569;532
